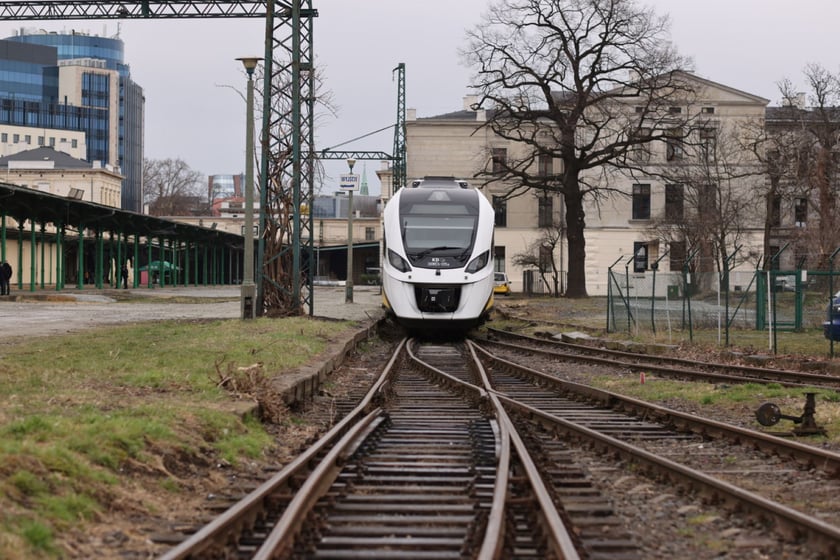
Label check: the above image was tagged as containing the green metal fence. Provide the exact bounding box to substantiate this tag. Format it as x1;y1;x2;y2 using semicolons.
606;267;840;352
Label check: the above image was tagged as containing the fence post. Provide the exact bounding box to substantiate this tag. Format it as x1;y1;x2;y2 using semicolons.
607;256;623;333
651;250;669;335
829;248;840;358
769;243;789;355
624;254;635;334
723;246;741;347
682;247;699;342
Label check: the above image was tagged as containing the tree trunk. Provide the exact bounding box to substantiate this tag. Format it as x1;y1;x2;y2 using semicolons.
564;176;587;298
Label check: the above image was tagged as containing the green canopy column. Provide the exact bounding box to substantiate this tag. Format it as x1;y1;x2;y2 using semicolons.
77;224;85;289
184;241;190;287
133;235;140;288
146;236;152;288
193;242;199;287
96;228;104;289
1;210;6;262
203;244;209;286
158;237;165;288
29;219;36;291
39;222;46;289
17;221;23;290
56;222;64;291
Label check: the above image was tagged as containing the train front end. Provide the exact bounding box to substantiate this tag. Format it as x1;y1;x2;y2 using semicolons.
382;178;495;333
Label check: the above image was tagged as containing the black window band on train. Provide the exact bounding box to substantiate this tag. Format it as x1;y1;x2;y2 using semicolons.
398;188;480;269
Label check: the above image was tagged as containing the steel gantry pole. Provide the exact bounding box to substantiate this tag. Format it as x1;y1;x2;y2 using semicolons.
0;1;315;317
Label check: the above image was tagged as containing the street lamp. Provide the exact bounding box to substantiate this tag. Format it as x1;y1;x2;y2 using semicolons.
346;158;356;303
237;56;262;319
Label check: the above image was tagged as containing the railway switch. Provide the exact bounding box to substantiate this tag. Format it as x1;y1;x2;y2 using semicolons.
754;393;826;436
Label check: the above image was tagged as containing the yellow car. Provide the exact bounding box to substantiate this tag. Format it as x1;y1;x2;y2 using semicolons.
493;272;511;296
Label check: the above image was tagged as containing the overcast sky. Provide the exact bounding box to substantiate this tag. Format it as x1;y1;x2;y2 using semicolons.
1;0;839;196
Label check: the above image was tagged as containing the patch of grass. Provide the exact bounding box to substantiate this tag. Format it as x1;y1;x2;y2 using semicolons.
588;373;840;443
0;315;357;558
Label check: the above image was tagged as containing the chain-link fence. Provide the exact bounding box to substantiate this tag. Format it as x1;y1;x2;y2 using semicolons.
606;267;840;350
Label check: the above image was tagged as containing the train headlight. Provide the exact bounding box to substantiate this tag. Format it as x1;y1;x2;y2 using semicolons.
388;249;412;272
465;250;489;273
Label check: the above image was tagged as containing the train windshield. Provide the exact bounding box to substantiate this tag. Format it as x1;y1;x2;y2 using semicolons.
398;189;481;266
402;214;476;252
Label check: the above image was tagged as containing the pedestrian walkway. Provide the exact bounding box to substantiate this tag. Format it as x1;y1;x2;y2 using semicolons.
0;285;384;339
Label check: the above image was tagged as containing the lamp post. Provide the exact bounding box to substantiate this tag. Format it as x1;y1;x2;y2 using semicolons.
346;158;356;303
237;56;262;319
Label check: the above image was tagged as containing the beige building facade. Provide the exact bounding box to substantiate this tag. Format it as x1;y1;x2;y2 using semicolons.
0;125;86;160
404;73;770;296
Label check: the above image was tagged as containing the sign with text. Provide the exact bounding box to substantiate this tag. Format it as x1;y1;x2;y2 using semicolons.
339;173;360;191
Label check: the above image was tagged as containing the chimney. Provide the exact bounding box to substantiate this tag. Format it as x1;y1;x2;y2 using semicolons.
796;92;807;108
463;95;479;111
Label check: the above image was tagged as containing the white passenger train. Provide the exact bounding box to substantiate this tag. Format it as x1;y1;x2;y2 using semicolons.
381;176;496;332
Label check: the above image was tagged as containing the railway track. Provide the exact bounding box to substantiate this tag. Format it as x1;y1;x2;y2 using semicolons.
157;336;840;558
158;340;584;559
484;326;840;390
469;339;840;556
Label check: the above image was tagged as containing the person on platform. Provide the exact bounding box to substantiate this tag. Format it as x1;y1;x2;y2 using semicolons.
0;260;12;295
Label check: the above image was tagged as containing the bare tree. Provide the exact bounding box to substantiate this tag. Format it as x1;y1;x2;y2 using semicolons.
651;123;763;291
143;158;205;216
464;0;698;297
777;66;840;271
513;219;565;296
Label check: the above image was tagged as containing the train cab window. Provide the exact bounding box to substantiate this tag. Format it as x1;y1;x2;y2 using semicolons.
402;215;475;251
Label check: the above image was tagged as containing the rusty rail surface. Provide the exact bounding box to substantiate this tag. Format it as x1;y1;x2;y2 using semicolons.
469;340;840;557
484;327;840;390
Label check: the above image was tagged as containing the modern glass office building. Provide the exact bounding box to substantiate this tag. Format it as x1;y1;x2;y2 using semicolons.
0;30;144;213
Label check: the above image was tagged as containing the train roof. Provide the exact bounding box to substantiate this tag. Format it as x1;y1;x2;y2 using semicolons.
410;176;470;189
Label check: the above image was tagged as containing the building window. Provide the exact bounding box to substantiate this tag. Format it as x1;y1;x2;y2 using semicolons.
665;127;684;161
49;137;55;147
538;154;552;177
24;135;31;144
669;240;686;271
491;148;507;174
699;128;716;162
769;245;780;270
37;136;44;146
771;195;781;227
629;126;651;162
698;184;718;216
365;227;375;241
493;195;507;227
668;106;682;114
539;244;552;272
665;184;684;221
702;107;715;114
538;195;553;228
633;242;649;272
1;133;7;142
13;134;19;143
632;184;651;220
71;139;78;149
794;197;807;227
494;246;505;272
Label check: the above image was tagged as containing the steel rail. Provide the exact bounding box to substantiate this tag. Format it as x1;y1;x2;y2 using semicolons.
485;327;840;389
491;390;840;556
471;342;840;477
158;338;407;559
253;409;386;559
467;341;581;560
404;340;507;558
